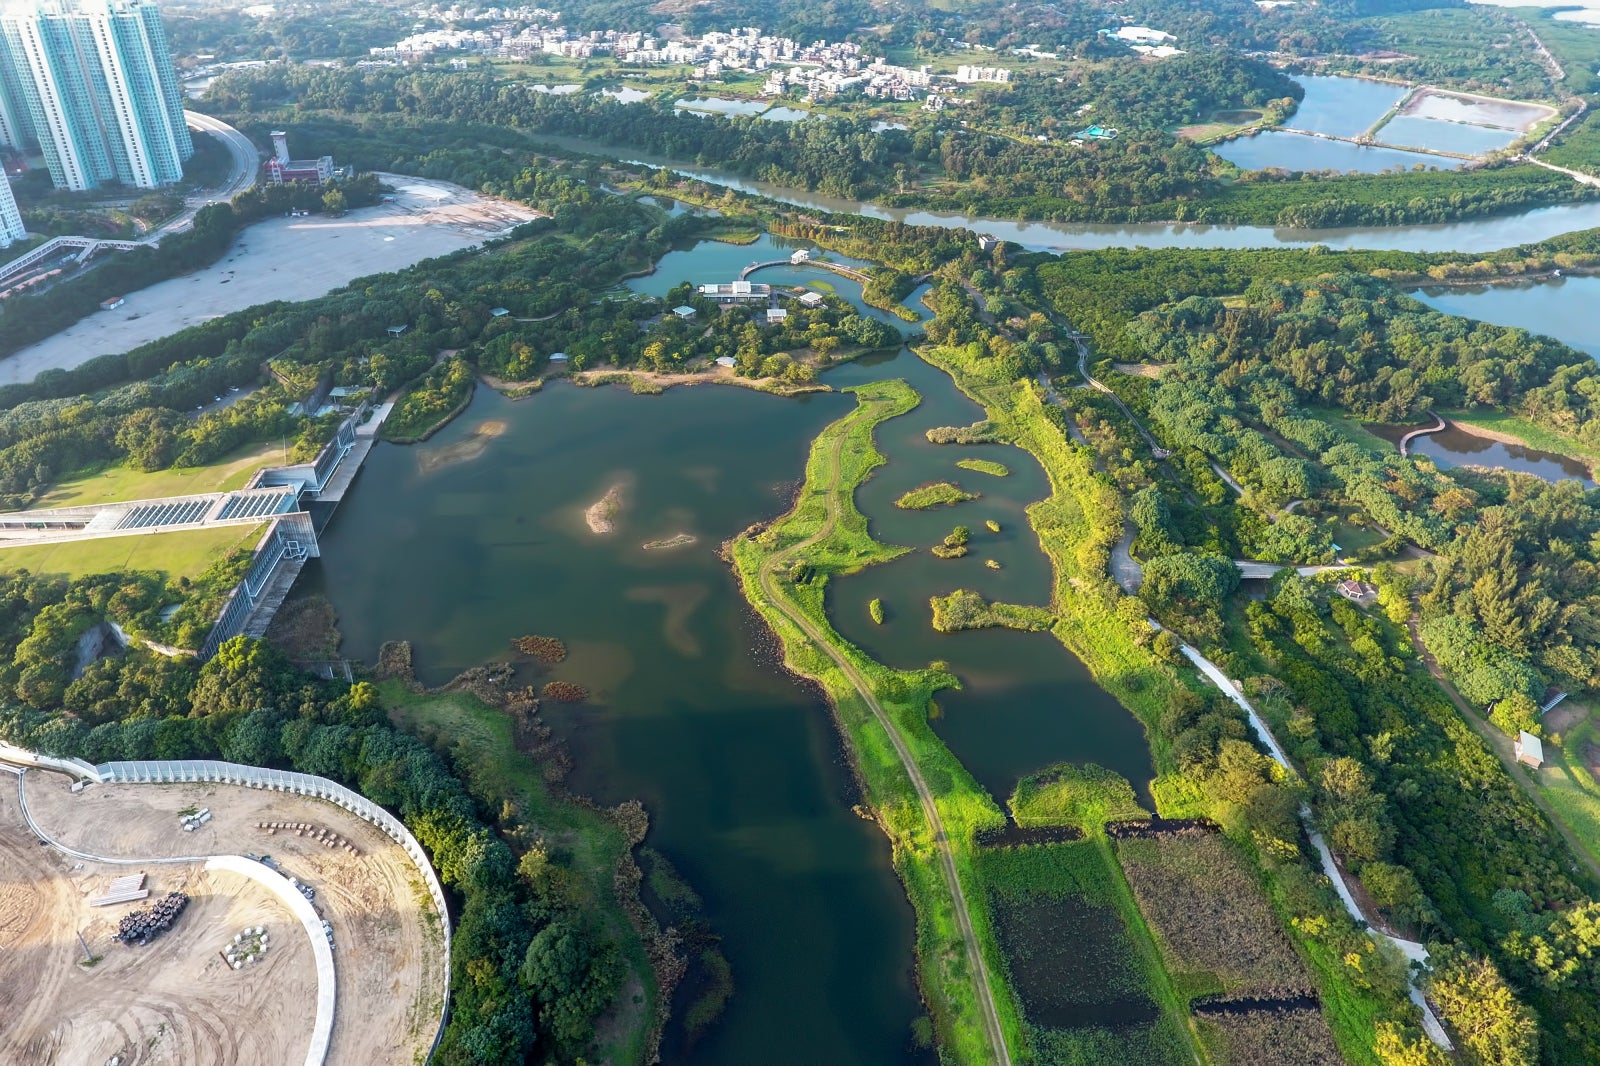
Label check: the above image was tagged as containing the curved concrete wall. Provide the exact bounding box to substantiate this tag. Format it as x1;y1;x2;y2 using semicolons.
94;759;450;958
206;854;338;1066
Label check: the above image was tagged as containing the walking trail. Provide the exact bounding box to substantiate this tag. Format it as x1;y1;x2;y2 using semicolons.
755;418;1012;1066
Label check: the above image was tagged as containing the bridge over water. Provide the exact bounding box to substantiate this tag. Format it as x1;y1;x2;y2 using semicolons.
738;258;872;284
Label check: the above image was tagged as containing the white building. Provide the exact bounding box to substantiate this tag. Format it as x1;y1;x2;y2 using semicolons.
1113;26;1175;44
955;65;1011;84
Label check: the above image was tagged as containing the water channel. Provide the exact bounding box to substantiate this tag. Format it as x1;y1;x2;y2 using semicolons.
315;237;1154;1062
1411;274;1600;359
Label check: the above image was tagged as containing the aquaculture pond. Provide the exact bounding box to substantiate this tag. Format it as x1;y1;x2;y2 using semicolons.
1279;74;1407;138
1213;130;1458;174
1411;275;1600;359
317;236;1157;1062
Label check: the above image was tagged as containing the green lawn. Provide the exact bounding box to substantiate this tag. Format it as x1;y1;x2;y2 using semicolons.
1535;709;1600;874
1302;408;1395;452
1444;409;1600;467
0;523;265;581
377;681;656;1065
30;441;283;510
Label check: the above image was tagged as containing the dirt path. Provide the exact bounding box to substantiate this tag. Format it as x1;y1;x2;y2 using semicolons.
755;420;1012;1066
1406;617;1600;886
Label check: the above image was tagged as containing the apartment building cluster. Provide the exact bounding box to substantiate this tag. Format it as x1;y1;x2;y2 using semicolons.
0;0;192;199
762;56;933;101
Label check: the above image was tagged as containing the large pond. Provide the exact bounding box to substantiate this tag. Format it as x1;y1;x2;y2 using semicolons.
1213;130;1461;174
526;132;1600;252
1411;275;1600;358
316;238;1155;1061
1280;74;1407;138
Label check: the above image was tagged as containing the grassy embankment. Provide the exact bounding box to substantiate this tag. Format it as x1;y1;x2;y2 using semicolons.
916;342;1407;1065
727;378;1022;1064
376;680;658;1065
0;523;265;582
28;440;282;509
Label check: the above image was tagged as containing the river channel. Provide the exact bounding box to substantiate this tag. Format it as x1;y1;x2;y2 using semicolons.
528;131;1600;252
314;237;1154;1062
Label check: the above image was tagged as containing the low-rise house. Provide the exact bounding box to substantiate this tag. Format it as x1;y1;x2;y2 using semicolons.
672;305;698;320
1515;731;1545;769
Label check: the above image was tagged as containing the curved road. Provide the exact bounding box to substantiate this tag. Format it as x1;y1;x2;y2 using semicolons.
756;416;1012;1066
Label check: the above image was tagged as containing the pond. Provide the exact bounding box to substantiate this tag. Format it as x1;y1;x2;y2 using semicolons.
1280;74;1407;138
1376;115;1519;156
528;83;582;94
675;96;769;117
1410;275;1600;359
761;106;815;122
601;86;653;103
317;234;1159;1061
1212;130;1460;174
1368;422;1595;485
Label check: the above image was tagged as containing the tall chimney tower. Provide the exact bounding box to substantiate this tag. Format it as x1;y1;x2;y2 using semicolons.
271;130;290;165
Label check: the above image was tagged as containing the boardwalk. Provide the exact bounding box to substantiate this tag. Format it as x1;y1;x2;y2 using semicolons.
738;258;872;283
1398;411;1447;457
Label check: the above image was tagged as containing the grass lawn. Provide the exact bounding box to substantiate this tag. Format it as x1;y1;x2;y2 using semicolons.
1444;409;1600;467
377;680;656;1065
1303;408;1397;454
1535;707;1600;875
30;441;283;510
1331;519;1388;555
0;523;264;581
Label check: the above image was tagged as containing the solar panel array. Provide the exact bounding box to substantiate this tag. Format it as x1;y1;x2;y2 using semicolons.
217;491;295;521
114;499;211;530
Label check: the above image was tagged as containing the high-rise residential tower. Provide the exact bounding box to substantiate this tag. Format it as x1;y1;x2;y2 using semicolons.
0;170;25;245
0;1;192;191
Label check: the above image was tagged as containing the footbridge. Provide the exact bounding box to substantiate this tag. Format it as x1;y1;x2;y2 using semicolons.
0;235;148;289
739;258;872;283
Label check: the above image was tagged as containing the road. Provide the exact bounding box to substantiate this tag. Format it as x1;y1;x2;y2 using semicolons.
156;111;260;238
1174;635;1453;1050
756;413;1012;1066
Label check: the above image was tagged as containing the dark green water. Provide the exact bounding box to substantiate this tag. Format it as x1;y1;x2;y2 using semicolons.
314;239;1153;1061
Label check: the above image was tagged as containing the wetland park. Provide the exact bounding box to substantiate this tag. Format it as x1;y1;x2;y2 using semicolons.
11;3;1600;1063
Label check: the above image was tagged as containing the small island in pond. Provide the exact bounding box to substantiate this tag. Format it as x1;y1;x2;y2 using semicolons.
896;481;979;510
585;481;626;533
957;458;1010;478
642;533;697;550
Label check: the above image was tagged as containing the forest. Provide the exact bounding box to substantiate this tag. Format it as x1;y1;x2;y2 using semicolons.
194;53;1594;227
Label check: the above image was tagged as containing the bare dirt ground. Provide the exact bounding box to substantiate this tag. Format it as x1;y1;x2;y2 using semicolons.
0;174;543;387
6;771;446;1066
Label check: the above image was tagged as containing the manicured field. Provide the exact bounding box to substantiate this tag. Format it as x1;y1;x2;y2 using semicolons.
29;441;282;510
0;523;264;581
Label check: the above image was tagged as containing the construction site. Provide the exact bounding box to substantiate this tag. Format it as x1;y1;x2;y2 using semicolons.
0;762;447;1066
